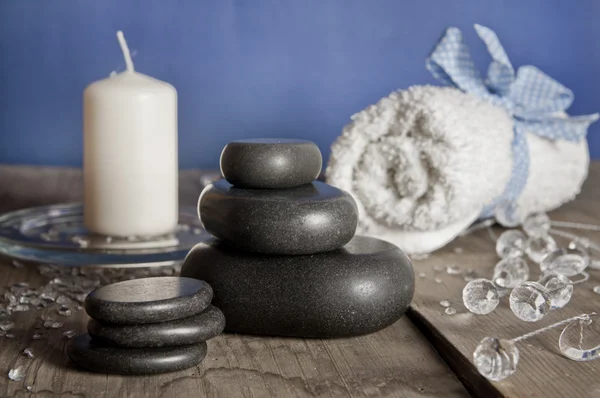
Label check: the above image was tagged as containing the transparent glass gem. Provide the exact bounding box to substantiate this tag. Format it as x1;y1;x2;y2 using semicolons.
538;272;573;309
496;230;527;258
525;235;557;264
473;337;519;381
493;257;529;288
439;300;452;307
462;279;500;315
8;367;25;381
539;247;589;276
23;348;34;359
522;212;551;237
445;307;457;315
446;265;461;275
559;314;600;361
509;282;551;322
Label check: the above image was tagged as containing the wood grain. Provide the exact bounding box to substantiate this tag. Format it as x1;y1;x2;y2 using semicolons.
0;165;467;398
408;164;600;397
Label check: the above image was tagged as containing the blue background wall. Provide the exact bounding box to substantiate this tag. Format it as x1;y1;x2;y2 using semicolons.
1;0;599;168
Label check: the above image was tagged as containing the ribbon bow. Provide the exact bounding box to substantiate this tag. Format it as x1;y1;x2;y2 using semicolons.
426;24;599;223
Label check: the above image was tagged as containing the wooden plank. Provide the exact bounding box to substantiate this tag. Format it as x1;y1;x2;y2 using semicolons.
408;163;600;397
0;260;467;398
0;165;468;398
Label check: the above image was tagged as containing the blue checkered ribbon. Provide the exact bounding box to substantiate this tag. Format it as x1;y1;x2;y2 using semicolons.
426;24;599;222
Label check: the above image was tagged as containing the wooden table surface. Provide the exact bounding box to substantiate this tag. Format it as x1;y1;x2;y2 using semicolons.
0;164;598;397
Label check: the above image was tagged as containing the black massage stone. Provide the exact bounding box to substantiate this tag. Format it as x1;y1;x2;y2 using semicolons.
67;334;207;374
87;305;225;348
220;138;322;189
199;180;358;255
85;277;212;324
181;235;415;338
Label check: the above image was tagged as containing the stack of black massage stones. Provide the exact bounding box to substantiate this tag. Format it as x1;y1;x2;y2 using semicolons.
181;138;415;338
67;277;225;374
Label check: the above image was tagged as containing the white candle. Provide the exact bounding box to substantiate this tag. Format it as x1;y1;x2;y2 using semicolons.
83;31;178;237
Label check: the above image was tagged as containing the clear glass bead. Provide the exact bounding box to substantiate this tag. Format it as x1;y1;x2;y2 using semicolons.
445;307;457;315
493;257;529;288
538;272;573;309
559;314;600;361
473;337;519;381
509;282;551;322
496;230;527;258
8;367;25;381
495;200;521;228
539;247;589;276
522;212;551;237
462;279;500;315
525;235;557;264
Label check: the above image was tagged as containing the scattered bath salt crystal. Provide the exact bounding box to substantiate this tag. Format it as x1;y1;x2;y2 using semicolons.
192;228;202;235
11;304;29;312
433;265;444;272
6;333;14;339
22;348;34;359
11;260;25;269
0;330;6;337
63;330;77;339
0;321;15;331
127;235;137;242
26;386;33;392
105;236;113;243
40;314;54;322
446;265;461;275
434;277;442;284
8;367;25;381
418;272;427;278
32;333;42;340
439;300;452;307
454;247;464;254
56;296;71;305
57;306;72;316
593;286;600;294
4;292;17;305
445;307;457;315
44;321;63;329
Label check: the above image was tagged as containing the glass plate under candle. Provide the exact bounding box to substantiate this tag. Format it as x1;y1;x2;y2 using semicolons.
0;203;208;268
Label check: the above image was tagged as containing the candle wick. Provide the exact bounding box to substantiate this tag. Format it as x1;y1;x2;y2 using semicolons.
116;31;135;73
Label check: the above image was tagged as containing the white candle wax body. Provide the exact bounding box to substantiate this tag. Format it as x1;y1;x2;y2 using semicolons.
83;71;178;236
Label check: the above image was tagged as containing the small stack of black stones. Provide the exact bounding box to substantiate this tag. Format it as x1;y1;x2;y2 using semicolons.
182;139;415;338
67;277;224;374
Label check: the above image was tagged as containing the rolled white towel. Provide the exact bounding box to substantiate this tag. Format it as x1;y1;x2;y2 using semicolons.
326;85;589;254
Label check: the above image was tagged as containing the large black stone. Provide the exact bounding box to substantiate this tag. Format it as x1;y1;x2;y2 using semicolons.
87;305;225;348
181;235;414;338
199;180;358;255
67;334;207;374
85;277;212;324
220;138;322;189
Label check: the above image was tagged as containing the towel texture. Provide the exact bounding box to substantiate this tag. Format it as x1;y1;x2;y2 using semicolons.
326;85;588;254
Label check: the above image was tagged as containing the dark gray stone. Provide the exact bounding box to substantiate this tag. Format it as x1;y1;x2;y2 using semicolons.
67;334;207;374
87;305;225;348
181;235;414;338
199;180;358;255
220;138;322;189
85;277;212;325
